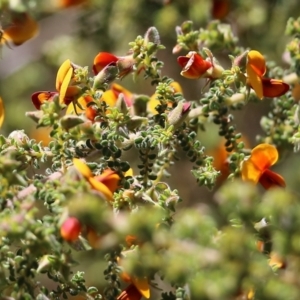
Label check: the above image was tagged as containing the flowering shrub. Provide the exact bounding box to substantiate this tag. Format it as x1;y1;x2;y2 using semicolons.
1;1;300;300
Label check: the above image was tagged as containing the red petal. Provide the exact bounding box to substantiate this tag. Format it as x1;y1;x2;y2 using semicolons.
31;91;57;110
259;169;286;190
262;78;290;98
93;52;119;75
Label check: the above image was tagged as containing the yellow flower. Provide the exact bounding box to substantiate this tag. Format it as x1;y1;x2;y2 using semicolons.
246;50;289;99
73;158;120;200
241;144;285;190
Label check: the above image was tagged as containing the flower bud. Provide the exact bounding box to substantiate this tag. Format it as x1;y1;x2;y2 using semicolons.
60;115;85;130
93;64;118;89
144;26;160;45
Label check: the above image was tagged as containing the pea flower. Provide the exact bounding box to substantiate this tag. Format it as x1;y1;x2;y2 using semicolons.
73;158;120;201
246;50;289;99
93;52;136;78
241;144;286;190
118;256;150;300
65;83;133;121
60;217;82;242
211;0;230;20
177;50;223;79
31;60;82;109
1;13;38;46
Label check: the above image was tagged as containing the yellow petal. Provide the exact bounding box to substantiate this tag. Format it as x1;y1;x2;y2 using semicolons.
59;68;73;104
101;89;118;107
250;144;278;171
170;81;183;93
246;64;263;99
56;59;72;91
247;50;266;77
131;277;150;299
88;177;113;200
0;97;4;128
73;158;92;178
241;158;261;184
66;96;87;114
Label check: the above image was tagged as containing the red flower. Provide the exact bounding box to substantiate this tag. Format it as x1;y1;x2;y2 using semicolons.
93;52;135;78
177;51;223;79
241;143;286;190
246;50;289;99
60;217;82;242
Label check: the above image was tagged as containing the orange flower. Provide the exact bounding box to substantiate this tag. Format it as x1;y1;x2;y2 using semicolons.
1;13;39;46
241;144;285;190
73;158;120;200
177;51;223;80
93;52;135;78
60;217;82;242
31;91;58;110
246;50;289;99
56;59;82;105
177;52;212;79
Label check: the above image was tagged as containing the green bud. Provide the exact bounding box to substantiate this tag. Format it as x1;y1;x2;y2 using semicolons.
60;115;84;130
25;110;44;123
144;26;160;45
93;64;118;89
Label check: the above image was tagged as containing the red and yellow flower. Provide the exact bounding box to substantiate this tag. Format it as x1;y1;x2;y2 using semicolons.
93;52;136;78
241;143;285;190
60;217;82;242
31;59;81;109
177;51;223;80
118;255;150;300
73;158;120;201
1;12;39;46
246;50;289;99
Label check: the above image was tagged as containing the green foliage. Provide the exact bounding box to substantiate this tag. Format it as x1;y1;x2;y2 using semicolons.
1;1;300;300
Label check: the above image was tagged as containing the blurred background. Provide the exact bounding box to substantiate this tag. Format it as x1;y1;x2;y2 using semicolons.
1;0;300;296
1;0;300;210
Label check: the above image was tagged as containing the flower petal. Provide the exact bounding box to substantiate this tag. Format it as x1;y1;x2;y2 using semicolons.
31;91;57;110
247;64;263;99
241;158;262;184
56;59;72;91
93;169;120;194
111;83;133;107
117;283;142;300
59;68;74;104
93;52;118;75
0;97;4;128
242;144;279;183
247;50;266;77
88;177;113;200
131;277;150;299
178;51;212;79
250;144;278;170
262;78;290;98
73;158;92;178
60;217;81;242
259;169;286;190
2;13;39;46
